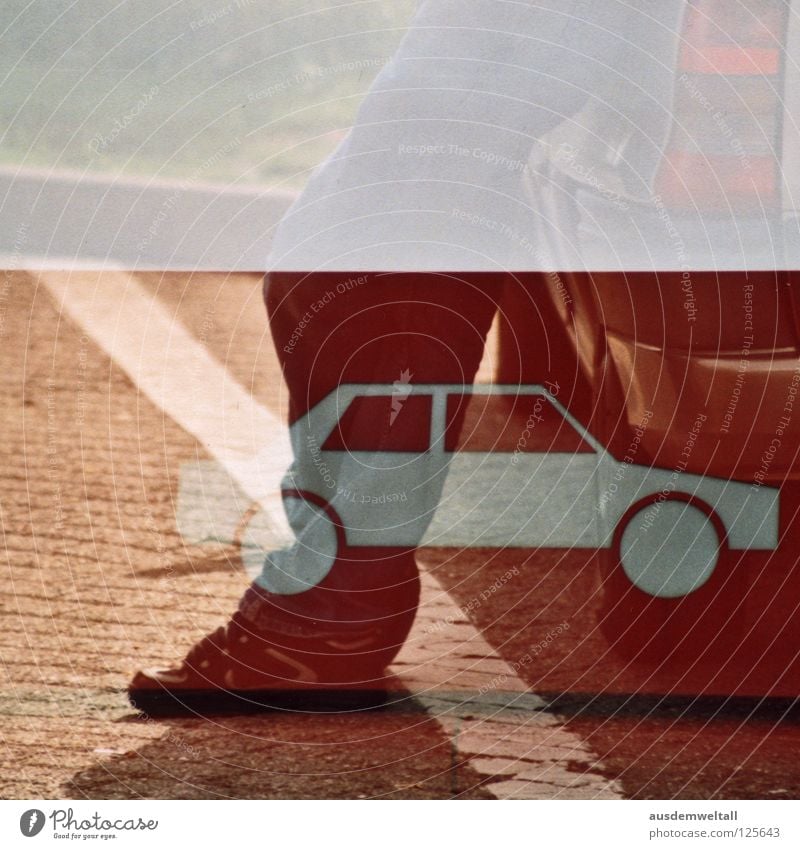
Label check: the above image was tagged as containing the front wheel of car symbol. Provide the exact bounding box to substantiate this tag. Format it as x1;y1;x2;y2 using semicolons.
599;494;743;668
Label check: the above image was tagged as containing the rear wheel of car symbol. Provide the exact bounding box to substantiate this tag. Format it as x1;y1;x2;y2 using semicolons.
236;490;341;593
600;493;743;667
234;492;421;673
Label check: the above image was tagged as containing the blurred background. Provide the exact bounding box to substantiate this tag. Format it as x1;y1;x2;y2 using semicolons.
1;0;415;188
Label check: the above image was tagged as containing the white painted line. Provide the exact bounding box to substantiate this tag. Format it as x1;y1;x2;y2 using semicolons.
38;269;621;799
39;270;291;537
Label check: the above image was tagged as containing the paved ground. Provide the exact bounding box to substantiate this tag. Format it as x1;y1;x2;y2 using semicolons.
2;270;800;800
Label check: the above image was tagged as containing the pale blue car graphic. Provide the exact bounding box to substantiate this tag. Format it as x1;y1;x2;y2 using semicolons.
177;384;779;599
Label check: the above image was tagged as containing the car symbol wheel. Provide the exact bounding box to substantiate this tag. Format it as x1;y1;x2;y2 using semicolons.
236;490;342;593
619;499;721;599
599;493;744;668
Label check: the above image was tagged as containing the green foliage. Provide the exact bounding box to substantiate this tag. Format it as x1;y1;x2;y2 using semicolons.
0;0;416;187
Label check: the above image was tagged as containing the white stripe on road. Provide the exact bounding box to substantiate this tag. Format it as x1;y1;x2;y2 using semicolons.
38;269;621;800
40;269;292;536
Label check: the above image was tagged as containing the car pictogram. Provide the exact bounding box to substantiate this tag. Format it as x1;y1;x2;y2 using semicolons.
179;383;779;603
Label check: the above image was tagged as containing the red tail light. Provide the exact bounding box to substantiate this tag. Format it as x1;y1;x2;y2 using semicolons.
680;0;786;73
655;0;788;211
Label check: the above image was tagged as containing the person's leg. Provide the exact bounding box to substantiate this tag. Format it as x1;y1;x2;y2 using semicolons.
129;271;502;708
241;271;503;647
128;0;640;708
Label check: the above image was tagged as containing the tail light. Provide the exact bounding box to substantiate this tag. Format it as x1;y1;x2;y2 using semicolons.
654;0;789;211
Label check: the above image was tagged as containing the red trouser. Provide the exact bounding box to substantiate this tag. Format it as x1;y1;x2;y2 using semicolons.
243;272;503;655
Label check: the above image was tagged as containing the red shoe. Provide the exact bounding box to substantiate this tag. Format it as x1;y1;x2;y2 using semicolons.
128;559;420;714
129;613;396;714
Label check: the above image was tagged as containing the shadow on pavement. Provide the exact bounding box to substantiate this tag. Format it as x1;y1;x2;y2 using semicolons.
61;697;497;800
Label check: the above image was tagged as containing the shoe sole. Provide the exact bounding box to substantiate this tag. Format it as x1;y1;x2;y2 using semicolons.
128;685;394;716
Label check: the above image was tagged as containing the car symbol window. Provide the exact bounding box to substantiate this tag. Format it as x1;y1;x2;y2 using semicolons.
322;394;432;452
444;393;595;453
